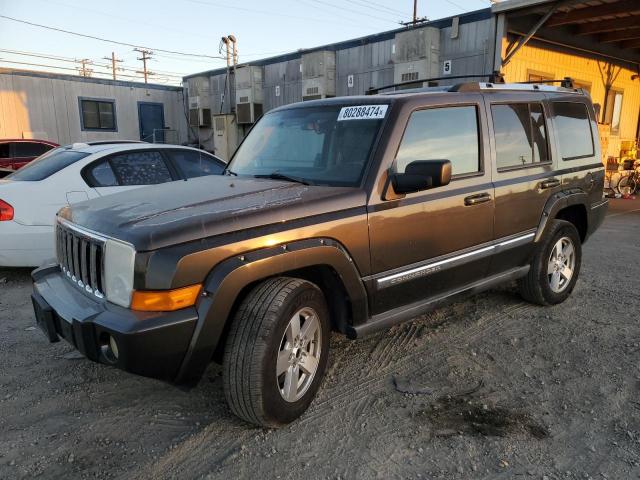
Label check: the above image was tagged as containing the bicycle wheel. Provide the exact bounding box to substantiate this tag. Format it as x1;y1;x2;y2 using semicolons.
618;175;634;195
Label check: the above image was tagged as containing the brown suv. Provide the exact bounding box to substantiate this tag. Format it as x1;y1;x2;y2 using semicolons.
31;82;607;427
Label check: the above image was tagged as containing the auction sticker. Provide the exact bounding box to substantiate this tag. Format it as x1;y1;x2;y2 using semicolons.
337;105;388;121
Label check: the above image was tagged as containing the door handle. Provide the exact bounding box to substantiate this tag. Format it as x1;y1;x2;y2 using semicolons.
539;178;560;190
464;192;492;206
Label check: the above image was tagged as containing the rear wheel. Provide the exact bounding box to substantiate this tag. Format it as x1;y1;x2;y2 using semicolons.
223;277;330;427
518;220;582;306
618;175;636;196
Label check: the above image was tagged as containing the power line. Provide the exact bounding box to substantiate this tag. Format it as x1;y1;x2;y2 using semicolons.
185;0;386;29
0;48;186;78
303;0;399;24
0;58;178;83
346;0;408;17
0;14;227;60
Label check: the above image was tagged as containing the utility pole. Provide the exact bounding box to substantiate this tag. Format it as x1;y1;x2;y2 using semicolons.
134;48;153;83
413;0;417;26
76;58;93;77
102;52;123;80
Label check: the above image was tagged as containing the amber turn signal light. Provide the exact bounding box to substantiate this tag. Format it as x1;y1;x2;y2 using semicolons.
130;284;202;312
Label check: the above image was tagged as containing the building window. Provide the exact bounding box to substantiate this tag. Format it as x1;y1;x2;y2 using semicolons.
79;98;117;131
395;106;480;176
492;103;549;170
604;89;623;136
552;102;595;161
528;71;554;84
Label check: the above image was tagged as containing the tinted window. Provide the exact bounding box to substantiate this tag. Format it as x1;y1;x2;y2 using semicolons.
395;106;480;176
8;150;89;181
553;102;594;160
80;99;116;130
109;151;173;185
530;103;549;163
13;142;52;157
0;143;9;159
88;160;118;187
169;150;225;178
492;103;549;170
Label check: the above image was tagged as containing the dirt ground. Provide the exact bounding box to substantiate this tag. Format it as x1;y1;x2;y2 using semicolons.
1;199;640;480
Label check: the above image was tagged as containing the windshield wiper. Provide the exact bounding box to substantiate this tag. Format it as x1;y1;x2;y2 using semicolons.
225;169;237;176
254;172;313;185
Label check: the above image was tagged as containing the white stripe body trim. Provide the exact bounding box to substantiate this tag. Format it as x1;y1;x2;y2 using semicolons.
376;232;535;288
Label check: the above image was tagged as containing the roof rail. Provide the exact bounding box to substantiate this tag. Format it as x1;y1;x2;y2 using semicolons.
366;71;504;95
451;81;581;93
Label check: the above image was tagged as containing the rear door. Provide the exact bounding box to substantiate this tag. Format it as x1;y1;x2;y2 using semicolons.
548;99;603;207
485;93;560;275
367;96;495;315
85;149;176;196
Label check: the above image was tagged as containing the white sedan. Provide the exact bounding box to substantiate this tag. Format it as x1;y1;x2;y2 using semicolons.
0;142;225;267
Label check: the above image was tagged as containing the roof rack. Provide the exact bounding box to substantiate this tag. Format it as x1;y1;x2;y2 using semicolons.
370;73;583;96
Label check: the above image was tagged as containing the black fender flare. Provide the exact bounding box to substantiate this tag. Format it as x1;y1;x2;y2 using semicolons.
174;238;367;384
535;188;588;243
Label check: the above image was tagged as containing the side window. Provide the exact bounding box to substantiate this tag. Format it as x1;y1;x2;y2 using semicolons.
492;103;549;170
13;142;51;158
109;151;173;185
169;150;224;178
87;160;118;187
0;143;9;159
552;102;595;160
80;98;116;131
395;106;480;176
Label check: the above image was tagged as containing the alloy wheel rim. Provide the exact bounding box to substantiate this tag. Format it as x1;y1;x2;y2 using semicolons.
276;307;322;403
547;236;575;293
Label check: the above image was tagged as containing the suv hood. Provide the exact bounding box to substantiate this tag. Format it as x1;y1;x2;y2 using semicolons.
61;175;366;251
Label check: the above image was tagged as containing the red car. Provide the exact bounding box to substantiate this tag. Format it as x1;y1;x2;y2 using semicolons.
0;139;59;177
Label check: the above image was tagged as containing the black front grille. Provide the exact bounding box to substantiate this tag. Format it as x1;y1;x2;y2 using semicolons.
56;220;105;298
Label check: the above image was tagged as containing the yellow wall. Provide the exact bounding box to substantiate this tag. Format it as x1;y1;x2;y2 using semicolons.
502;41;640;159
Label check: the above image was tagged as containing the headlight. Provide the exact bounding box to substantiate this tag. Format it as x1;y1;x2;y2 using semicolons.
104;239;136;308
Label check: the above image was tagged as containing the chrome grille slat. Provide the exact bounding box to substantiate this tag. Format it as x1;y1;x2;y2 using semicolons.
56;219;106;298
89;243;98;289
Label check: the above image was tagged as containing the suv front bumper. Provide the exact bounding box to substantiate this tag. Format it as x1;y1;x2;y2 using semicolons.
31;265;198;382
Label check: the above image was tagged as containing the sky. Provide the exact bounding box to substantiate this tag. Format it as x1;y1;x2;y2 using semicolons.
0;0;491;85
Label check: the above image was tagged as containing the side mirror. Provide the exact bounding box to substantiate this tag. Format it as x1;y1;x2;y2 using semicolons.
389;160;452;195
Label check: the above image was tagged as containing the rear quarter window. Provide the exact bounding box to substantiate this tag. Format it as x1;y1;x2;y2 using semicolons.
552;102;595;160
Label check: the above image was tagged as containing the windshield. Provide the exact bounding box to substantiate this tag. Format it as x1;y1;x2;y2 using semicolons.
8;150;90;181
228;104;388;187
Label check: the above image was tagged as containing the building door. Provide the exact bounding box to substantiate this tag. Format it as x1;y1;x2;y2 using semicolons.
138;102;165;143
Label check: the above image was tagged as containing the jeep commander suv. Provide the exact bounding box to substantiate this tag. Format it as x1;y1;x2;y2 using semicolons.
32;82;607;427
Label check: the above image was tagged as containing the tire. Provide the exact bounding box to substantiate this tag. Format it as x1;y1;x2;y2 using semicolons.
223;277;330;427
518;220;582;306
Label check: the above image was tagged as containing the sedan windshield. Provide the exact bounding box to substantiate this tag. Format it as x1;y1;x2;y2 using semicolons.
228;104;388;187
8;150;89;181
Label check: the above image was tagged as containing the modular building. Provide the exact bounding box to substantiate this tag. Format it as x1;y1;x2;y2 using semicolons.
183;0;639;163
0;68;188;145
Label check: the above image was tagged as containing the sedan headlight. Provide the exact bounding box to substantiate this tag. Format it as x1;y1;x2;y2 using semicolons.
104;239;136;308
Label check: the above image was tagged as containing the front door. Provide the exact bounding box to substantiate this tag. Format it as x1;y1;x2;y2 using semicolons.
367;99;495;315
138;102;165;143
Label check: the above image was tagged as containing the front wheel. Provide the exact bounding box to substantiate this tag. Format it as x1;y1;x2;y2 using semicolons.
617;175;636;196
518;220;582;306
223;277;330;427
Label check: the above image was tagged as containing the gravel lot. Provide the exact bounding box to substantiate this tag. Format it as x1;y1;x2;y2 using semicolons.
1;199;639;480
